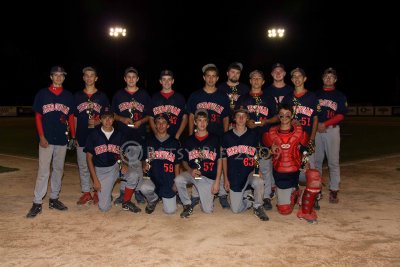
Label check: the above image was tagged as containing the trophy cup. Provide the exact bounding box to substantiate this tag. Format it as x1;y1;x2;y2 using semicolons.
300;150;310;171
116;159;126;181
194;158;202;179
254;96;262;125
143;151;154;180
253;153;260;177
127;97;136;128
292;96;301;121
228;86;238;111
86;98;94;128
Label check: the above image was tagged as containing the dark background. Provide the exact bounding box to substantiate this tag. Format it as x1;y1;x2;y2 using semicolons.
2;0;399;106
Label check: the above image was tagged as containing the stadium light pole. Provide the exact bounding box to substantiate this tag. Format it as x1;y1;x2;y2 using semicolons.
109;27;127;84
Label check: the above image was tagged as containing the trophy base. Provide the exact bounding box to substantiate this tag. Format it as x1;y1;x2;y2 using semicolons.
143;175;151;180
88;125;95;129
254;121;262;125
194;176;202;180
253;173;260;177
127;124;135;128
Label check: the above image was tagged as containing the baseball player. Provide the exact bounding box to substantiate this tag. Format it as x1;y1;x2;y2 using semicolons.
314;67;348;203
186;64;231;209
265;63;294;109
27;66;75;218
236;70;278;211
282;67;320;206
111;67;150;206
217;62;250;118
84;106;128;212
262;104;322;223
174;109;222;218
74;66;109;206
139;113;182;214
149;69;188;140
221;108;269;221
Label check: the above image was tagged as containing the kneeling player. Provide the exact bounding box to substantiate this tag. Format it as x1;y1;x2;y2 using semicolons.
139;113;181;214
222;108;268;221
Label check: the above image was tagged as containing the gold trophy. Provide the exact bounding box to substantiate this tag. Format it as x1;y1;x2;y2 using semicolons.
292;96;301;121
254;96;262;125
253;145;272;177
228;86;238;111
253;153;260;177
86;98;94;128
127;97;136;128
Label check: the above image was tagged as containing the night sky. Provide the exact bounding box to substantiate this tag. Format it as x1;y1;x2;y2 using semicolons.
2;0;399;106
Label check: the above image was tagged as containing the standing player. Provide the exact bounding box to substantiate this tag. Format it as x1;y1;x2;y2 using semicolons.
74;66;109;206
282;68;319;188
149;69;187;140
187;64;231;208
314;68;348;203
236;70;278;211
217;62;250;118
262;104;322;223
26;66;75;218
84;106;127;212
111;67;150;206
139;113;182;214
174;109;222;218
222;108;269;221
265;63;293;109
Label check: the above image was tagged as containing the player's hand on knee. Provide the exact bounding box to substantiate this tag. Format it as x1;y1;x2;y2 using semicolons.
39;136;49;148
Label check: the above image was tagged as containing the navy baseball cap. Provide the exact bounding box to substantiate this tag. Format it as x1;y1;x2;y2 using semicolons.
50;66;67;75
228;62;243;71
271;63;285;71
160;69;174;78
202;63;217;74
290;67;306;77
154;113;170;124
124;67;139;76
323;67;337;77
100;106;114;117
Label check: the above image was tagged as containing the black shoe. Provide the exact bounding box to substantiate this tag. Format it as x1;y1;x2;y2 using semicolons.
219;195;230;209
180;204;193;218
135;191;146;204
145;200;158;214
191;197;200;208
329;190;339;204
26;203;42;218
263;198;272;210
49;199;68;211
253;206;269;221
122;201;142;213
113;190;125;206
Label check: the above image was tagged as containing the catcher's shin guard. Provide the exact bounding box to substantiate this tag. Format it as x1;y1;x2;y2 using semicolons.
277;188;301;215
297;169;322;222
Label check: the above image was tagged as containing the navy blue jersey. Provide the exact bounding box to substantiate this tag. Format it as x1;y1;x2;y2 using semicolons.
236;92;277;140
183;133;220;180
187;89;230;138
218;82;250;109
32;87;74;145
74;90;110;146
145;135;182;198
265;84;294;109
84;127;125;167
222;129;258;192
315;89;348;123
150;91;187;137
111;88;151;143
282;91;319;135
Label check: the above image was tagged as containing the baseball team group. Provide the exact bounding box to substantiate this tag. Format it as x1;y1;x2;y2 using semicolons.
26;61;347;224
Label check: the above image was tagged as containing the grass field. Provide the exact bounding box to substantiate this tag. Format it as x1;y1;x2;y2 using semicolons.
0;116;399;163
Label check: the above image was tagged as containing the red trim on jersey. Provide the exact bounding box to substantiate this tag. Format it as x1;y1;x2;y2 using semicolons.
323;87;335;91
48;85;63;96
160;90;174;99
35;112;44;137
85;93;94;98
294;90;307;98
195;133;209;142
324;114;344;127
249;91;263;97
68;114;76;138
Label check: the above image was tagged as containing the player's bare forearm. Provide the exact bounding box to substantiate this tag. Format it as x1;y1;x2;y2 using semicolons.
310;115;318;141
222;158;228;179
223;116;229;132
188;113;195;136
174;164;180;176
149;117;156;134
86;153;99;189
176;114;188;139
